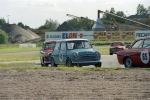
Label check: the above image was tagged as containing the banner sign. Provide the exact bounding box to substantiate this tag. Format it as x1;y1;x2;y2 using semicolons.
135;30;150;39
45;30;150;41
93;31;135;40
45;31;93;41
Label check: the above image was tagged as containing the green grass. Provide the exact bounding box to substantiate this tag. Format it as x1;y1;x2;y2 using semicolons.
96;47;109;55
0;54;40;61
56;66;122;71
0;44;41;54
0;63;48;70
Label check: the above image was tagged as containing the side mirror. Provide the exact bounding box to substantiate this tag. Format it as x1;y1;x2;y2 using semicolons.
126;44;131;49
92;45;95;49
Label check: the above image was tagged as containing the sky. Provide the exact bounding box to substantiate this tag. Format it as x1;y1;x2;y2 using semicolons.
0;0;149;28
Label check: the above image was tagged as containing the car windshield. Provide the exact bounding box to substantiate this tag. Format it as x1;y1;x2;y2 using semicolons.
45;42;56;49
67;41;92;49
111;42;124;46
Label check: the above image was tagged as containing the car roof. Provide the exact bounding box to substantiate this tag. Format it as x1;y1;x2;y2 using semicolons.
56;38;89;42
136;36;150;40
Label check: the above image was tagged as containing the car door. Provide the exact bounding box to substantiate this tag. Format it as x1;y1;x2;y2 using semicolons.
129;39;145;67
59;42;67;64
140;39;150;66
52;42;60;64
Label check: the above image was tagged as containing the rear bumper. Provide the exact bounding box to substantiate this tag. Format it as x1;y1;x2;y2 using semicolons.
44;60;51;64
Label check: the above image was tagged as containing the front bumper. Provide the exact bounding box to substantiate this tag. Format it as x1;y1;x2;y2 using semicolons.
72;60;101;65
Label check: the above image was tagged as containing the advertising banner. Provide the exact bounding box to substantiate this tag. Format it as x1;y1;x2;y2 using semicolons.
135;30;150;40
45;31;93;41
93;31;135;40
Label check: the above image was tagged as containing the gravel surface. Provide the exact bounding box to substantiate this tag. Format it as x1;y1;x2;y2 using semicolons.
0;69;150;100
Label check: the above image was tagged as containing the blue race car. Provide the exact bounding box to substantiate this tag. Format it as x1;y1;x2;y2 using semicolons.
50;39;101;67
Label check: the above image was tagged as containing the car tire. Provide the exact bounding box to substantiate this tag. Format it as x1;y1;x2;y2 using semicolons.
95;62;102;67
44;63;49;67
124;57;134;68
41;58;49;67
51;58;57;67
40;57;44;67
41;62;44;67
77;64;82;67
110;53;113;55
66;58;73;67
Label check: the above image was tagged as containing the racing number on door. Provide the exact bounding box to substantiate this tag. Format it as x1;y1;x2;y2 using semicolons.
142;53;147;60
140;51;149;64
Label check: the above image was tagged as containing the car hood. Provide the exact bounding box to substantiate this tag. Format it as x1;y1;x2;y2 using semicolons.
68;49;98;55
44;49;54;54
117;48;138;56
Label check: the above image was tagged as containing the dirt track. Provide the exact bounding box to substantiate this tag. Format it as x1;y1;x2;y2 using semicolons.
0;68;150;100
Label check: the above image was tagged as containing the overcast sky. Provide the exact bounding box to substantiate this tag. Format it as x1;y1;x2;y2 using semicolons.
0;0;149;28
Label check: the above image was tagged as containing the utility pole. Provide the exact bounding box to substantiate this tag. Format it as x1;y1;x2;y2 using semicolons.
6;15;10;24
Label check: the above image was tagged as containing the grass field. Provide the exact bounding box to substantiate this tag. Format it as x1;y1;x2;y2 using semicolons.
0;42;110;62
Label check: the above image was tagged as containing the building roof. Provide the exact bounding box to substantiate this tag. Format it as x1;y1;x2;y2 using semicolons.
55;21;75;31
92;18;106;31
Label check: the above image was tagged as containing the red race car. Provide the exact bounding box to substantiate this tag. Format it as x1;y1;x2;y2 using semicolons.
117;37;150;68
109;41;126;55
40;40;56;66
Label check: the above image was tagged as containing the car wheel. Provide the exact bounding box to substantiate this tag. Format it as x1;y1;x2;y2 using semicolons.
51;58;57;67
44;63;49;67
110;53;113;55
95;62;102;67
41;58;49;67
77;64;82;67
124;57;134;68
66;58;73;67
40;57;44;67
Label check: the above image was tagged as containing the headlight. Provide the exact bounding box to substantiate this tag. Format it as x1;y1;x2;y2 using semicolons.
44;52;49;57
96;51;100;56
74;52;78;57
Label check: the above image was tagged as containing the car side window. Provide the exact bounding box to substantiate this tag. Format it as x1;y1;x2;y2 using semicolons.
132;40;143;48
143;39;150;48
54;42;60;50
60;42;66;50
67;42;74;50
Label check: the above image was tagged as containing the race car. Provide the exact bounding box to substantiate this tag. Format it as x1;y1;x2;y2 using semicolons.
117;37;150;68
50;39;101;67
109;41;126;55
40;40;56;66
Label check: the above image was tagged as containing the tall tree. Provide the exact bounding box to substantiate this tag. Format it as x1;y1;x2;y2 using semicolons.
102;10;110;20
115;11;126;23
0;29;8;44
38;19;59;31
67;17;94;30
110;7;115;14
18;22;25;28
136;4;147;15
0;18;6;26
147;6;150;14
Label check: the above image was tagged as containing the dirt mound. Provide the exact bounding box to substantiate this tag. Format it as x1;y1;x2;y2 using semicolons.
1;24;40;43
